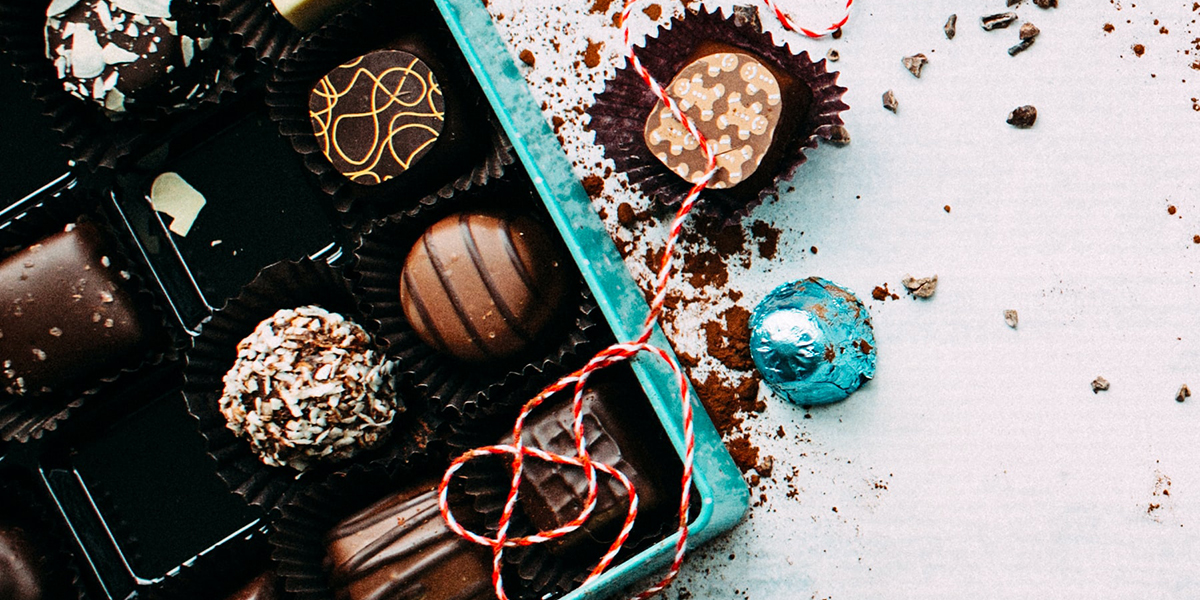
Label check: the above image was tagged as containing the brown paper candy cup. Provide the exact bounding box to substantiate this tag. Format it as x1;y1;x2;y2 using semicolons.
183;257;429;512
265;0;513;226
0;181;180;442
0;0;249;173
587;5;850;225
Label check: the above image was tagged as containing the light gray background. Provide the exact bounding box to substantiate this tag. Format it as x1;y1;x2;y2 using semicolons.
480;0;1200;597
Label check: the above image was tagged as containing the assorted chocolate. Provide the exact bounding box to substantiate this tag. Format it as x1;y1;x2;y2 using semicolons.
400;212;570;363
309;49;445;185
44;0;214;114
219;305;401;470
0;524;49;600
0;222;154;398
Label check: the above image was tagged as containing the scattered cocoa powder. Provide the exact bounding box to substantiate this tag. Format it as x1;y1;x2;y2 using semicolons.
692;372;762;435
581;174;604;198
872;283;899;301
590;0;614;14
751;220;781;260
1168;205;1177;215
550;115;564;131
725;435;760;473
703;305;754;371
616;202;636;226
1133;43;1146;56
642;3;662;19
518;49;535;66
583;40;603;68
1104;23;1115;32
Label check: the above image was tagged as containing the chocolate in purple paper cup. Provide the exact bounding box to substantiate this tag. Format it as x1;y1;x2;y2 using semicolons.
266;0;513;223
587;4;849;225
0;182;179;442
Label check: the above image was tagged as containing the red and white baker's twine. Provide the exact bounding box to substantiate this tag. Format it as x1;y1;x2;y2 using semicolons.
438;2;853;599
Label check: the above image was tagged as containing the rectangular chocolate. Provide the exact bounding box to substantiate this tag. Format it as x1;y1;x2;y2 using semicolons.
325;483;494;600
0;222;151;397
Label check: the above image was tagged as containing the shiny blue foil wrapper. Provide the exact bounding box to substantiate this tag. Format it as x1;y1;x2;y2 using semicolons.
750;277;876;405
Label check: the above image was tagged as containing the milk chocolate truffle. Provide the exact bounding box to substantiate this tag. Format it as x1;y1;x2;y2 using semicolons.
44;0;213;113
309;49;445;185
517;372;675;554
0;525;47;600
219;305;401;471
325;483;493;600
0;222;152;398
643;45;805;189
399;213;569;363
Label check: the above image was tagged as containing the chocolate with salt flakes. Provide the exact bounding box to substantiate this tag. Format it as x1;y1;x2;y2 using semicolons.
0;222;153;398
44;0;214;114
325;483;494;600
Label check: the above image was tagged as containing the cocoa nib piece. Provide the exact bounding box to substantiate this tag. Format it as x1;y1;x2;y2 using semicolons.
1008;38;1035;56
1034;0;1056;8
1004;309;1019;329
902;53;928;78
1007;105;1037;128
827;48;840;62
826;125;851;146
981;12;1018;31
944;14;957;39
1091;376;1110;394
882;89;898;113
731;5;762;32
1177;384;1191;403
1020;23;1040;40
901;274;937;298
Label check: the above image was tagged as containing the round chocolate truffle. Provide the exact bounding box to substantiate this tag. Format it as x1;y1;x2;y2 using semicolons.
44;0;213;113
399;213;569;363
219;305;401;471
749;277;876;405
308;49;445;185
0;525;48;600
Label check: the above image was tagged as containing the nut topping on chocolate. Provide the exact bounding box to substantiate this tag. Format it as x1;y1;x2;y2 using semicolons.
219;305;401;470
644;51;784;189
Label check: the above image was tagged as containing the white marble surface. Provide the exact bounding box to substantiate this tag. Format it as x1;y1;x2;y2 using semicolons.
477;1;1200;598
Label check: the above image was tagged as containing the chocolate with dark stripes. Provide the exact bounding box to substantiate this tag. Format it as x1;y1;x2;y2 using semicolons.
399;212;569;363
324;483;493;600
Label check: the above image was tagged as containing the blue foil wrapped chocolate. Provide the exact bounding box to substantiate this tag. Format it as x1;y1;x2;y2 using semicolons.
749;277;876;405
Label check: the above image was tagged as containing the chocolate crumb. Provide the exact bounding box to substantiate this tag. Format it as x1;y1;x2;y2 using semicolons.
826;48;840;62
726;435;759;474
826;125;851;146
1033;0;1056;8
583;40;603;68
902;274;938;298
810;245;819;254
731;5;762;32
1020;23;1040;40
1176;384;1191;403
945;14;958;39
616;202;636;226
1007;105;1037;128
590;0;614;14
642;3;662;19
1193;234;1200;244
871;284;898;301
981;12;1018;31
943;205;952;213
882;89;898;112
1006;0;1022;6
518;49;535;66
903;53;928;78
832;27;843;39
751;220;781;259
1133;44;1146;57
1168;205;1177;215
581;174;604;198
1092;376;1110;394
1008;38;1035;56
1004;309;1019;328
1104;23;1115;33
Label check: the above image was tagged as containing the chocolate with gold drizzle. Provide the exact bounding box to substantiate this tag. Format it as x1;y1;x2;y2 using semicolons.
325;485;493;600
309;49;445;185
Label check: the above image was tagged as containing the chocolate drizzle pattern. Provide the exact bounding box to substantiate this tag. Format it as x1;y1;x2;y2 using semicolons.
325;487;493;600
309;49;445;185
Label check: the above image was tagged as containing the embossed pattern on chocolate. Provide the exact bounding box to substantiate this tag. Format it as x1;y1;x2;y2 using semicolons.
399;213;568;363
325;485;493;600
309;50;445;185
0;222;150;397
643;51;784;189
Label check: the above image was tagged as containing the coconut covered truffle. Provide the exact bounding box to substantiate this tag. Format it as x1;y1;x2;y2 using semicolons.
44;0;214;113
219;305;401;470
